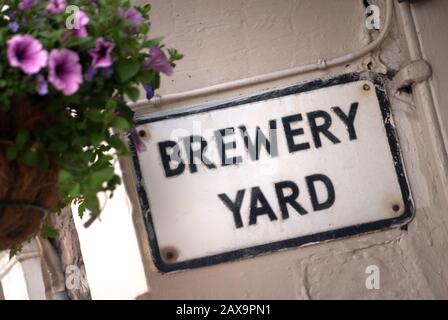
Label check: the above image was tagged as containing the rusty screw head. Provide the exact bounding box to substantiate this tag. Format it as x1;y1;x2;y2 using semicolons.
363;84;370;91
161;246;179;263
392;204;400;212
138;129;148;139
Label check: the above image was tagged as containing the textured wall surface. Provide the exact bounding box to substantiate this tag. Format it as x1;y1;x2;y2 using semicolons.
143;0;365;94
411;0;448;159
128;0;448;299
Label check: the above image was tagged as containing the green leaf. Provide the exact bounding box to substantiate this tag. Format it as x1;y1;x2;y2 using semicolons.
152;73;161;89
138;70;156;83
50;139;69;153
22;149;49;172
116;59;141;82
86;108;104;123
41;224;59;239
110;117;131;130
142;37;163;48
36;152;49;172
21;148;39;167
108;174;122;189
66;36;94;48
9;244;23;259
125;86;141;102
78;201;87;219
117;103;135;124
15;130;29;150
85;195;100;215
89;167;115;188
90;132;105;145
59;170;73;185
90;154;113;171
68;183;81;197
168;48;184;62
138;23;150;34
6;146;17;160
109;134;129;155
142;3;152;14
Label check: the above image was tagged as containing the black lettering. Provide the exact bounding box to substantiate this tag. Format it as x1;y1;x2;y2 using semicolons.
249;186;278;225
218;190;245;229
307;111;341;148
275;180;308;219
215;128;242;166
158;140;185;178
183;135;216;173
239;119;278;160
306;174;335;211
332;102;359;140
282;114;310;153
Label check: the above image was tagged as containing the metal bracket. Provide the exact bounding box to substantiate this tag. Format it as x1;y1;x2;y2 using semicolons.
392;59;432;92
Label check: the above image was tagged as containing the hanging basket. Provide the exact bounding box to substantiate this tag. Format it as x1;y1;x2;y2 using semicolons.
0;99;60;251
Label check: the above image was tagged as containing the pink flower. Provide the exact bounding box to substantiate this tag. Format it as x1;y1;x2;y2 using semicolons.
19;0;38;10
88;38;115;68
7;35;48;75
45;0;66;14
117;7;146;27
48;49;83;96
72;10;89;38
143;47;173;76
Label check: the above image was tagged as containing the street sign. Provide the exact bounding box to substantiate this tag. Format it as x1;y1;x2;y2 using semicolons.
132;73;413;272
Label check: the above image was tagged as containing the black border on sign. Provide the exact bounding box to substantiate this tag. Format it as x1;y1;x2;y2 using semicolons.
130;72;414;273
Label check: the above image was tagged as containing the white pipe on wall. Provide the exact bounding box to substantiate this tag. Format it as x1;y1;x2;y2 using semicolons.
396;1;448;192
132;0;394;111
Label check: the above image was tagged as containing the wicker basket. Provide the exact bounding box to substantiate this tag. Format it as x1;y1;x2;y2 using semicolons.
0;99;59;251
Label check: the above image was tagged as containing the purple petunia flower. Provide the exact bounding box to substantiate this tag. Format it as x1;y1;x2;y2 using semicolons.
130;129;147;153
7;11;18;20
84;66;97;81
143;47;173;76
36;74;48;96
48;49;83;96
117;7;146;28
7;35;48;75
19;0;38;10
143;83;154;100
46;0;66;14
88;38;115;68
8;22;20;33
72;10;89;37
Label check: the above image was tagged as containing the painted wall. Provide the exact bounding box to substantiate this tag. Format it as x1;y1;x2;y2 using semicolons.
411;0;448;160
0;241;46;300
112;0;448;299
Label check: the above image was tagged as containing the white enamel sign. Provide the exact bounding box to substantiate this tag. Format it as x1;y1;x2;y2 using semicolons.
132;73;413;272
